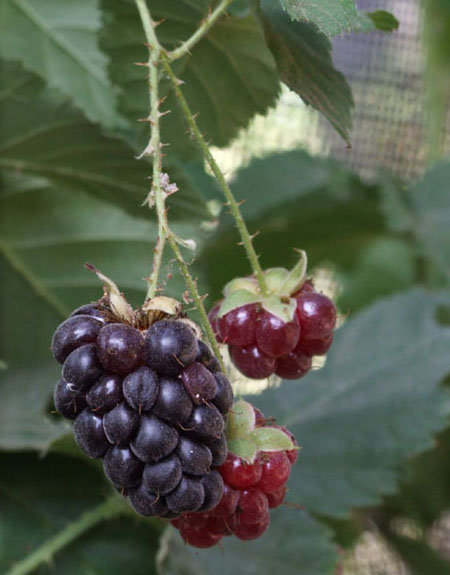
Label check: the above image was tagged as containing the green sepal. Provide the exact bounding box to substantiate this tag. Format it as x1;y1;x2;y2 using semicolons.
261;294;297;323
250;427;298;452
218;289;262;317
227;438;259;463
263;267;290;294
223;276;260;297
261;251;308;297
280;250;308;296
225;399;298;462
226;399;256;437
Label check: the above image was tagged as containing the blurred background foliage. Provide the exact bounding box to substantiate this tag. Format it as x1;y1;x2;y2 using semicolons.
1;0;450;574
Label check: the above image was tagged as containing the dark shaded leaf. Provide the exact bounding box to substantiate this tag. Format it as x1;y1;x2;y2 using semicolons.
0;452;161;574
259;2;353;143
100;0;280;156
0;0;124;128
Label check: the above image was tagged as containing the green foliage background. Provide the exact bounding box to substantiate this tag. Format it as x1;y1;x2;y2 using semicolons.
0;1;449;574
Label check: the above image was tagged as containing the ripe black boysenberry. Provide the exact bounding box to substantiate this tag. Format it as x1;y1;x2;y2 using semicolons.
51;297;232;520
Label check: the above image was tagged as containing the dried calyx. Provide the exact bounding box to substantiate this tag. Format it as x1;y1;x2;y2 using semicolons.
85;263;185;330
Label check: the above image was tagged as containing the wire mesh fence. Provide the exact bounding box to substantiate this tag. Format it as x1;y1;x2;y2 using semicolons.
215;0;450;183
320;0;430;179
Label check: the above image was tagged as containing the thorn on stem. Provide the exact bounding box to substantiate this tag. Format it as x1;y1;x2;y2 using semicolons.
158;109;171;118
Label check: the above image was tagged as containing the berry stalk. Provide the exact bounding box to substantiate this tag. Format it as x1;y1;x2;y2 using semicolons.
135;0;165;300
134;1;224;367
5;496;130;575
167;234;225;371
160;56;270;298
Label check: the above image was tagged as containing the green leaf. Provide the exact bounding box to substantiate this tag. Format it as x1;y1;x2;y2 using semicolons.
256;290;450;517
278;0;358;37
357;10;400;32
259;2;353;143
409;161;450;284
0;0;124;129
100;0;280;156
338;238;416;313
0;60;212;220
0;365;66;452
0;452;161;574
159;511;337;575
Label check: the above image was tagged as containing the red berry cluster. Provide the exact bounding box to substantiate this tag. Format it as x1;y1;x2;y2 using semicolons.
209;281;337;380
171;409;297;548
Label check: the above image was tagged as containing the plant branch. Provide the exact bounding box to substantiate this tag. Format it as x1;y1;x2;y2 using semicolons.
135;0;166;300
135;0;225;369
5;496;127;575
161;56;270;297
167;0;235;61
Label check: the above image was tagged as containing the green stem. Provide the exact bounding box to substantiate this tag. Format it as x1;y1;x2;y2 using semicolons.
135;0;226;368
161;56;270;297
135;0;166;300
5;496;127;575
167;234;225;369
147;230;166;298
167;0;235;61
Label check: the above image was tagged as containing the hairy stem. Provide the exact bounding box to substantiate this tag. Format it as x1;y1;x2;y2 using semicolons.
135;0;225;368
167;0;235;61
161;56;269;296
135;0;166;300
147;230;165;298
5;496;127;575
167;234;225;367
